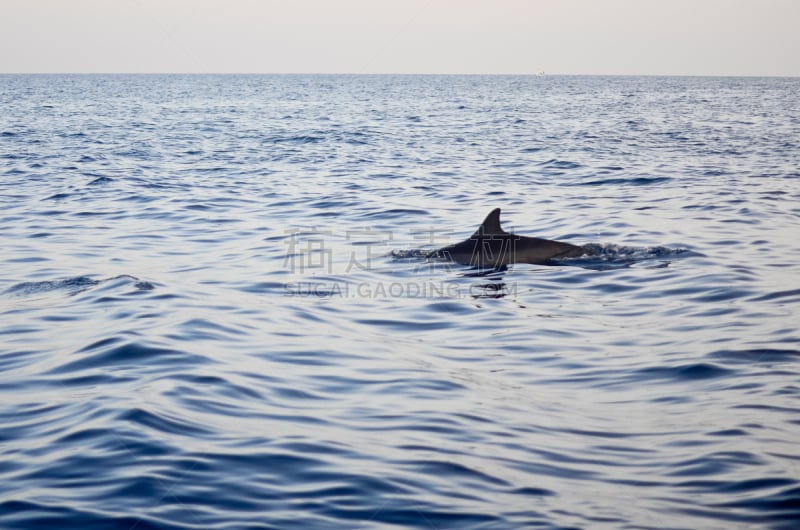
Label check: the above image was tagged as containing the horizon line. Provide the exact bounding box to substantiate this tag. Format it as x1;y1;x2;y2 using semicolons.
2;72;799;78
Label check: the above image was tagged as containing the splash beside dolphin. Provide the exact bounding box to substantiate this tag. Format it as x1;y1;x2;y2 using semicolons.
430;208;589;268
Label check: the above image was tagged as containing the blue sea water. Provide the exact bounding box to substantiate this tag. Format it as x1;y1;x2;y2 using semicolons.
1;74;799;529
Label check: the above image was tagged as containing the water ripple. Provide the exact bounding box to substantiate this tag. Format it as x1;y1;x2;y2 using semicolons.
1;74;799;529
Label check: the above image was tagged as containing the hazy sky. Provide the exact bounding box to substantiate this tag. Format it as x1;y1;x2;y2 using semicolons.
2;0;798;75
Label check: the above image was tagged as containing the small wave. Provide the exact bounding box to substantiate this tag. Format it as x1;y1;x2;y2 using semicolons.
4;275;153;297
45;192;72;200
266;134;323;144
53;340;208;374
571;176;672;187
538;158;582;169
0;501;180;530
87;176;113;185
119;407;214;437
390;249;433;260
635;362;734;383
583;243;691;259
748;289;800;303
709;348;800;364
553;243;694;270
4;276;100;296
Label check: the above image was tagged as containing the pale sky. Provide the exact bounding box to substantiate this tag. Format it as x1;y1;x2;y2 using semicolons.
2;0;798;76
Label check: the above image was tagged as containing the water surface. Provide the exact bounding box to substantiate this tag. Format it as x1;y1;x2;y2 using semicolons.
1;74;799;529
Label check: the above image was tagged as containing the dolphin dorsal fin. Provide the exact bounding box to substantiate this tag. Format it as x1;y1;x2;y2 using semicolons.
473;208;505;236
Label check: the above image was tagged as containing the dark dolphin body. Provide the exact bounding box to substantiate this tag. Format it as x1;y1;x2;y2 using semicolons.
430;208;589;268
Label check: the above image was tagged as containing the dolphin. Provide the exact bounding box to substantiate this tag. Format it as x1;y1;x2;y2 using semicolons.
430;208;589;268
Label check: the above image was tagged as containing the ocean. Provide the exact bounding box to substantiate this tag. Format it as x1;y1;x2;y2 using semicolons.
1;74;799;529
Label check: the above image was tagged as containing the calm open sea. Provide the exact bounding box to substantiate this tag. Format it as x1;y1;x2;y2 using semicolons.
1;74;799;529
